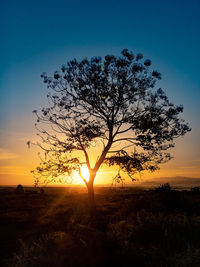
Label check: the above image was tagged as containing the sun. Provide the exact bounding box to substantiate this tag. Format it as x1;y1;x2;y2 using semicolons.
80;165;90;182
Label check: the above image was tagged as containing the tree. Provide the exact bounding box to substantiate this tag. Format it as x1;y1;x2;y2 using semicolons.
16;184;24;194
30;49;191;213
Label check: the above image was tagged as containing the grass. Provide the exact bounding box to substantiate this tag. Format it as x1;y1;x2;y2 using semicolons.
1;185;200;266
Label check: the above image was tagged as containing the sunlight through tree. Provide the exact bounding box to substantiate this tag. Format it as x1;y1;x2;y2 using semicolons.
29;49;191;213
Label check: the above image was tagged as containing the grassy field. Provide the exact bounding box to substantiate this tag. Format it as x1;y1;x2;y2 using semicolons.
1;185;200;266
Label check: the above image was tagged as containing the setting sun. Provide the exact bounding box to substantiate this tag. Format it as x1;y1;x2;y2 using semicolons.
80;165;90;182
1;1;200;266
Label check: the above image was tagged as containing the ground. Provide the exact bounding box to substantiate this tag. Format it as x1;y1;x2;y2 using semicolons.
1;185;200;266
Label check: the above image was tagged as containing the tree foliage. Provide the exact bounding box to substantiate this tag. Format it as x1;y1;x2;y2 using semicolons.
30;49;191;186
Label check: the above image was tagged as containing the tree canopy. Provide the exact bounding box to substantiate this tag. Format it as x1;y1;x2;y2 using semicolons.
30;49;191;201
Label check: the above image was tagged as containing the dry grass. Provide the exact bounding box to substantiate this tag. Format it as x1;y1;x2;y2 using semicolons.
1;186;200;266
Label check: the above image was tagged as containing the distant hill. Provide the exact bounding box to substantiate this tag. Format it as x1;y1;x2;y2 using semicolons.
137;176;200;188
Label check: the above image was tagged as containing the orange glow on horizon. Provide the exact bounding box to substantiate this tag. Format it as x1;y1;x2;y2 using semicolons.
0;132;200;186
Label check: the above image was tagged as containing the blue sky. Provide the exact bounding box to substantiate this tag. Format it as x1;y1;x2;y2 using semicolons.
0;0;200;184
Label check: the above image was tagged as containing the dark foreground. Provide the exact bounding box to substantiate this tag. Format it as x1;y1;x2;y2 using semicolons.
1;185;200;267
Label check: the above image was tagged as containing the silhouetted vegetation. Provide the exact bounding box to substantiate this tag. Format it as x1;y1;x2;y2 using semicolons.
29;49;191;212
191;186;200;192
155;182;172;192
1;186;200;266
15;184;24;194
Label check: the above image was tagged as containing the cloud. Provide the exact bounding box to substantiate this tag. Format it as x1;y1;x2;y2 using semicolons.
190;159;200;163
177;166;198;169
0;165;25;175
0;148;19;160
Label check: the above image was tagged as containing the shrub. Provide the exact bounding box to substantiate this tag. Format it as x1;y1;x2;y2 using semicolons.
15;184;24;193
191;186;200;192
155;183;172;192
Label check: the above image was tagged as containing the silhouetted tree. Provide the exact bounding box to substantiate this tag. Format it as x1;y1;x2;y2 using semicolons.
29;49;191;212
16;184;24;193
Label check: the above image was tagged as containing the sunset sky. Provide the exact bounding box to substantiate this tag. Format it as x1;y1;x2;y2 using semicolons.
0;0;200;185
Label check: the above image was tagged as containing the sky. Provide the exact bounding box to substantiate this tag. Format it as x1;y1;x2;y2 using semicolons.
0;0;200;185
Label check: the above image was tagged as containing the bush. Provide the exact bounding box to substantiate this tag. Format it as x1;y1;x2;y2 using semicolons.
191;187;200;192
155;183;172;192
15;184;24;193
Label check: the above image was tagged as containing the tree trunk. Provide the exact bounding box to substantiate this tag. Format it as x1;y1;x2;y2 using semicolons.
87;180;96;216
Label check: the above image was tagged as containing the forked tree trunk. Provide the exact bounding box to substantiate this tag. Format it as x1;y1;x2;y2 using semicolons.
85;139;113;216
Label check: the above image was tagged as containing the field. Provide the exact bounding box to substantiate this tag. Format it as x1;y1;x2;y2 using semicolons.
1;185;200;266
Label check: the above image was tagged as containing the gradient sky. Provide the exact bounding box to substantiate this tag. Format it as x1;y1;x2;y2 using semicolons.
0;0;200;185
